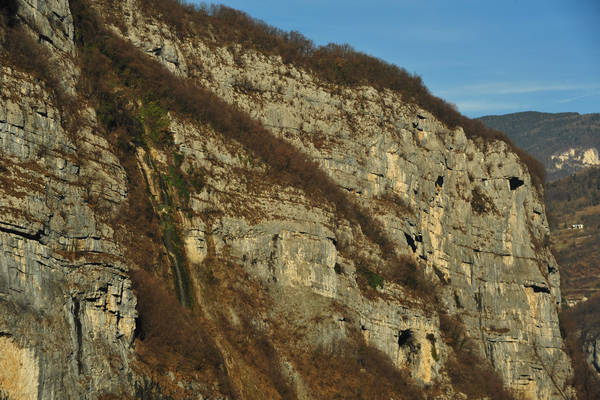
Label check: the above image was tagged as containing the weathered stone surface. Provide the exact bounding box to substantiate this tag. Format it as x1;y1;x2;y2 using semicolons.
17;0;75;55
0;65;135;399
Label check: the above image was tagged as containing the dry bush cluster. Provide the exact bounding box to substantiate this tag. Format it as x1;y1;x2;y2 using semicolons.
471;186;498;215
129;269;227;380
0;3;80;135
137;0;545;187
0;0;18;28
297;340;425;400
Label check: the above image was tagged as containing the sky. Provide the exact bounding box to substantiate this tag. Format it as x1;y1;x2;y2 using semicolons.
189;0;600;118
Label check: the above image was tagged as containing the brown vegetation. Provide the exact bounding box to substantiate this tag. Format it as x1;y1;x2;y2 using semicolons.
547;168;600;300
298;340;426;400
129;269;229;387
0;27;61;96
0;0;18;28
471;186;498;215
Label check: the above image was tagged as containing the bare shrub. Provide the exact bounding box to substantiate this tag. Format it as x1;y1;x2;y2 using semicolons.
471;186;498;215
129;269;224;374
0;0;18;28
298;340;425;400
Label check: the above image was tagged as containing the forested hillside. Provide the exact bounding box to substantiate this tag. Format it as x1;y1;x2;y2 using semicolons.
479;112;600;181
546;167;600;301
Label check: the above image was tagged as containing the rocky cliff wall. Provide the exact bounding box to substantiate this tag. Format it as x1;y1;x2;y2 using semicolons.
109;2;572;398
0;0;575;399
1;2;137;399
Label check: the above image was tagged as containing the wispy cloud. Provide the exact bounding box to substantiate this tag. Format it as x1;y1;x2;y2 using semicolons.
557;90;600;104
455;100;524;113
439;82;595;97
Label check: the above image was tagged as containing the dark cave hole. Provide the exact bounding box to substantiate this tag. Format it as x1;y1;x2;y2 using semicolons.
404;233;417;252
397;329;412;346
509;177;524;190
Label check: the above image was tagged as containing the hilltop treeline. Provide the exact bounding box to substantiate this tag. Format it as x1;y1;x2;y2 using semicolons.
136;0;545;187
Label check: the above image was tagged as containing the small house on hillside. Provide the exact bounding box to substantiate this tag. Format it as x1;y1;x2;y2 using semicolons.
570;223;584;230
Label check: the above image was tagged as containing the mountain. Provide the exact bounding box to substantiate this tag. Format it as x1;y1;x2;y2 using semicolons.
0;0;590;399
479;111;600;181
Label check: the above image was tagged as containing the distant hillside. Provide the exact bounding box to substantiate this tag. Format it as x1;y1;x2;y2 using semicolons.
546;167;600;302
479;112;600;181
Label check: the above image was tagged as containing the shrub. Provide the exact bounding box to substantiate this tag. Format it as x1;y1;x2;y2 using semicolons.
559;296;600;400
298;340;425;400
440;313;516;400
139;99;171;145
129;269;224;373
357;266;384;290
471;186;497;215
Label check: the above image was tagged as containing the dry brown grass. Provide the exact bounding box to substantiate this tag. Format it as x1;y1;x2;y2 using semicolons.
296;339;425;400
129;269;228;383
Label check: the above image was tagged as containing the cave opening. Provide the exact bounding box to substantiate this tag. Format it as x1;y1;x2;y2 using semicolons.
509;177;524;190
404;233;417;252
397;329;412;346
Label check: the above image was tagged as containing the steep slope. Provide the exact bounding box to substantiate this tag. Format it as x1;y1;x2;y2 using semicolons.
0;0;574;399
479;111;600;181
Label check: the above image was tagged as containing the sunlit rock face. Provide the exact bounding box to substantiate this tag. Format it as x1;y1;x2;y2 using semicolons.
551;147;600;171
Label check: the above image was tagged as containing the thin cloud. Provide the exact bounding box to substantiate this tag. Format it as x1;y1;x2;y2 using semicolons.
557;90;600;104
439;82;593;97
455;100;524;113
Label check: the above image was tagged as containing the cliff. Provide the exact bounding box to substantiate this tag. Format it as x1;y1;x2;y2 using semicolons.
0;0;574;399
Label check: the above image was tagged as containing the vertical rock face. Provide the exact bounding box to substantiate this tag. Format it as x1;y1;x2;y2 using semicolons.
0;0;574;399
17;0;75;54
0;2;136;399
0;65;137;399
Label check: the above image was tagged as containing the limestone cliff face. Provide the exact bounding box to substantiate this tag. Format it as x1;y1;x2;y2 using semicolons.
1;2;136;399
0;0;574;399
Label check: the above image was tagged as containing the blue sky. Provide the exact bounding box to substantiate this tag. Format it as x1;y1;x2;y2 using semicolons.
190;0;599;117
